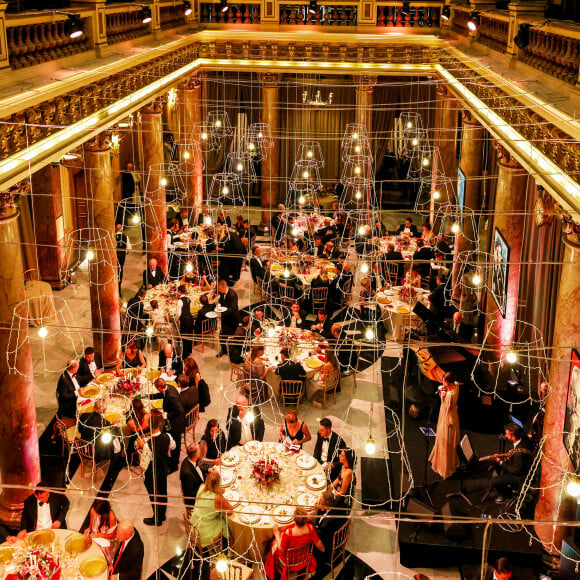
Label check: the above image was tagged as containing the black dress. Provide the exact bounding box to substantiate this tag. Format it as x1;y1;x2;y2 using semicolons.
201;431;227;460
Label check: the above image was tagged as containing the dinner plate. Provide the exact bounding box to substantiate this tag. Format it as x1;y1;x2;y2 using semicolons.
271;264;283;272
296;454;317;470
377;296;392;305
296;493;317;509
78;385;101;398
220;470;235;487
151;399;163;409
26;529;55;547
272;505;294;524
65;533;92;555
80;403;94;414
223;489;240;507
215;305;227;313
103;411;121;425
0;546;15;564
239;504;262;524
244;440;262;453
79;555;108;577
305;358;323;369
306;473;326;490
206;311;218;318
397;306;411;314
95;373;115;385
221;452;240;467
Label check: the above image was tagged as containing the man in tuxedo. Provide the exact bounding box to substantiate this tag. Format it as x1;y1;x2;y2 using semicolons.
328;263;352;314
276;348;307;404
311;310;333;339
412;238;435;280
229;316;251;364
76;346;103;387
313;418;347;481
56;360;80;423
396;217;419;237
142;258;166;289
216;279;239;357
157;341;183;377
116;224;131;287
178;373;199;415
250;246;266;283
111;520;144;580
226;395;265;449
151;378;184;473
176;207;190;231
384;244;404;286
179;444;205;510
125;288;148;348
221;229;246;284
141;412;175;525
20;485;70;533
78;399;120;461
285;302;308;329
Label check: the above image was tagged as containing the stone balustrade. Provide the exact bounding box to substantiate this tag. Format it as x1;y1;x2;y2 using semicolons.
451;9;470;36
478;13;509;54
6;16;90;70
200;3;261;23
520;28;580;86
376;5;440;28
279;5;358;26
106;9;151;45
160;4;188;29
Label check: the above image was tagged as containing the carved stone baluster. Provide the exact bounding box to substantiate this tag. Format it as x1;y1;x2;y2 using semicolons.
20;26;34;67
37;23;49;62
395;7;402;26
386;7;393;26
8;27;24;69
341;6;348;25
45;22;57;60
6;27;15;67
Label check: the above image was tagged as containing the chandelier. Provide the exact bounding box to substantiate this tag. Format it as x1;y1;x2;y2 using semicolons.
302;89;333;106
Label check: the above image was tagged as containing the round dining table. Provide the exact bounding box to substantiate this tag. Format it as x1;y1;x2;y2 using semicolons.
270;256;337;292
0;528;109;580
221;441;326;561
377;286;430;340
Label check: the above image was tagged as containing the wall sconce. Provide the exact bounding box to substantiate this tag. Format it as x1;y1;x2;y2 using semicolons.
110;132;121;156
168;88;178;110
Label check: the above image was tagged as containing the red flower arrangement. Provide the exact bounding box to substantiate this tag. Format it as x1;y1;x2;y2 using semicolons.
15;549;61;580
400;284;416;303
116;378;141;397
252;458;281;486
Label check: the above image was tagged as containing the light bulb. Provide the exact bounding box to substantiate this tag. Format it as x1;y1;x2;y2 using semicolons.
307;151;313;158
365;327;374;340
422;158;430;167
185;263;194;273
567;481;580;497
291;228;299;237
101;430;113;444
203;216;212;225
215;558;228;574
303;171;309;179
245;409;255;423
146;326;154;336
215;119;222;128
248;142;255;151
451;223;460;234
161;177;168;186
86;250;95;261
365;436;376;455
123;302;128;309
222;186;230;195
298;195;305;205
283;269;290;278
236;163;243;171
360;262;369;274
267;327;275;338
183;151;190;160
355;191;362;200
412;138;418;146
131;214;140;224
352;132;359;140
506;351;517;364
406;121;413;129
38;326;48;338
354;166;361;175
257;132;263;139
358;226;365;235
175;546;183;556
354;145;361;153
432;190;440;200
201;132;208;140
472;274;481;286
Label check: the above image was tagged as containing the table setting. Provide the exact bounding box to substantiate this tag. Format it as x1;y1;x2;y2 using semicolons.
144;283;209;320
270;255;337;290
222;441;326;559
374;235;418;260
377;285;430;340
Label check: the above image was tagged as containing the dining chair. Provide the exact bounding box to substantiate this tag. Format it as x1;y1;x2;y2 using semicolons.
198;317;218;353
275;542;314;580
184;404;200;444
385;262;400;286
311;286;328;314
74;439;111;479
280;380;304;412
322;369;340;408
279;284;295;309
330;519;352;578
54;417;78;456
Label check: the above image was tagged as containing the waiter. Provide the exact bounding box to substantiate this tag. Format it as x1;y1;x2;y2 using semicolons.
116;224;131;287
215;278;239;358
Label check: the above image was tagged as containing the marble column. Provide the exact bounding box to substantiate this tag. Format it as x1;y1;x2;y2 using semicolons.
485;145;527;362
30;164;67;288
451;112;485;300
534;232;580;550
83;137;121;367
259;73;281;226
0;197;40;527
355;75;377;131
141;100;168;273
179;75;203;209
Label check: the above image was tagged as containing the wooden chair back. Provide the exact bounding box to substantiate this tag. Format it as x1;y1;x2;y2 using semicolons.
311;286;328;313
280;379;304;411
275;542;313;577
185;404;200;442
385;262;400;286
330;519;351;577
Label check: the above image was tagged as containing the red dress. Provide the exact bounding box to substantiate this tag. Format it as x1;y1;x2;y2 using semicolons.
264;523;319;580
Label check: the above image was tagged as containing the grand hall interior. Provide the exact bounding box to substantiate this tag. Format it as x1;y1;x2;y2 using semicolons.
0;1;579;579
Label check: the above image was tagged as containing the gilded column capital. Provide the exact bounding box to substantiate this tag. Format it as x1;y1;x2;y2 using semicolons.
182;72;203;91
258;73;282;87
356;75;378;92
0;181;27;219
495;142;523;170
84;134;111;153
142;98;164;115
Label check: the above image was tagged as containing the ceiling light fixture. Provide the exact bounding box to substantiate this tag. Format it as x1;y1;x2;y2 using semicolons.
441;5;451;20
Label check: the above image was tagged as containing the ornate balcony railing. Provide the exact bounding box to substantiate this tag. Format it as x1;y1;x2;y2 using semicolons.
478;14;509;54
106;9;151;45
200;3;261;23
6;16;90;70
376;5;440;28
160;4;188;29
279;5;357;26
451;9;470;36
520;28;580;86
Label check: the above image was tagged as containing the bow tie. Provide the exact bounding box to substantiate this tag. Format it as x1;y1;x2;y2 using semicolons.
321;437;329;442
38;502;45;506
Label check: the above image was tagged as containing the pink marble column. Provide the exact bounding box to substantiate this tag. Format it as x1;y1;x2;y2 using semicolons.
259;73;281;226
355;75;377;130
83;137;121;366
535;233;580;549
0;201;40;526
141;100;168;273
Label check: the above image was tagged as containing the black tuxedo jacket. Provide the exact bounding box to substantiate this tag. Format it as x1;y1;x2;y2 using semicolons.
276;359;306;383
225;405;265;449
283;309;309;329
179;386;199;415
157;351;183;376
76;353;104;387
151;385;185;434
218;288;240;334
143;267;166;288
111;529;144;580
78;412;116;460
56;371;78;419
179;458;205;508
126;295;147;332
313;431;346;474
250;256;266;283
21;493;70;532
500;438;534;477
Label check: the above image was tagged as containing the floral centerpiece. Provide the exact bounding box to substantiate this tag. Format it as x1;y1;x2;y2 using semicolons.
116;377;141;397
400;284;416;304
252;457;281;486
14;549;61;580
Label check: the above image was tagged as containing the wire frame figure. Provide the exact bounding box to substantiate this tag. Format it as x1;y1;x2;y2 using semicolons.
432;203;478;243
225;152;257;185
192;121;220;153
7;295;84;376
342;122;368;142
208;172;245;207
340;179;378;211
296;140;325;167
455;250;495;307
341;133;372;163
414;175;457;214
207;110;234;138
341;154;374;185
289;160;322;193
173;138;204;169
339;209;381;251
407;144;439;181
246;122;273;161
400;111;424;138
144;163;187;204
472;320;548;405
